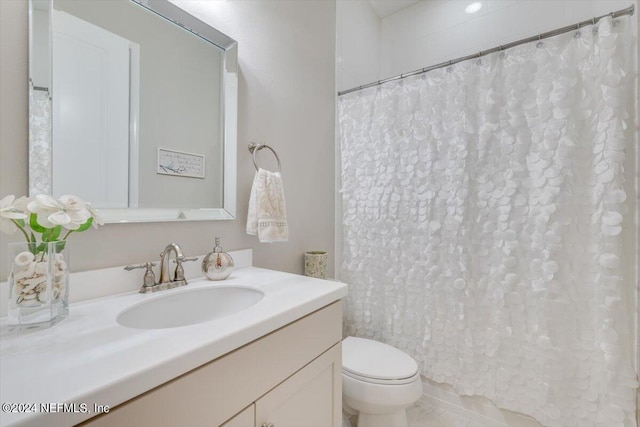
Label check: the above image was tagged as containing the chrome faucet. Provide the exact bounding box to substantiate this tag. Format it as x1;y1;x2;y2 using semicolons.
159;243;185;286
125;243;196;293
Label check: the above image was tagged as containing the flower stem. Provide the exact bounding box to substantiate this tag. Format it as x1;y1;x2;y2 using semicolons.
62;230;73;240
11;219;30;244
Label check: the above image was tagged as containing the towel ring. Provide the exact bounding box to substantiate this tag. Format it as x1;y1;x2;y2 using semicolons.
248;142;281;173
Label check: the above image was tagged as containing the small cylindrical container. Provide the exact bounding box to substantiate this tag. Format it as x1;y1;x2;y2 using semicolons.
304;251;328;279
202;237;234;280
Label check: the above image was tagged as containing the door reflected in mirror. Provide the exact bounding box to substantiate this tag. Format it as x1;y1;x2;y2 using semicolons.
29;0;238;222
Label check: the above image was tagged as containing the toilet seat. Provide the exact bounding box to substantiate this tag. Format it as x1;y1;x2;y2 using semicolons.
342;368;420;385
342;337;419;385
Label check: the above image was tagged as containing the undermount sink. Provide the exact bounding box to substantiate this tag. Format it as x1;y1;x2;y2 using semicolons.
117;285;264;329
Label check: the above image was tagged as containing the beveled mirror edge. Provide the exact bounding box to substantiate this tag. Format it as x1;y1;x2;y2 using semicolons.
223;43;239;220
132;0;236;50
28;0;238;224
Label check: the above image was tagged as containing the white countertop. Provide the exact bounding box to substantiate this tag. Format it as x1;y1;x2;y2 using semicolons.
0;267;347;427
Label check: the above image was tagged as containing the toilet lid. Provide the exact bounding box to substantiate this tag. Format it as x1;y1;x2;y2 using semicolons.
342;337;418;381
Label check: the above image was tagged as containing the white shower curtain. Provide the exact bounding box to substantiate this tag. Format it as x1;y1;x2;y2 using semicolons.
339;16;637;427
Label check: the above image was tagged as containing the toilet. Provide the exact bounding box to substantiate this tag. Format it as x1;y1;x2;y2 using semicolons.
342;337;423;427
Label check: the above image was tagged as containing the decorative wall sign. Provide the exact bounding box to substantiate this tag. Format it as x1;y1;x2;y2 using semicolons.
157;148;205;178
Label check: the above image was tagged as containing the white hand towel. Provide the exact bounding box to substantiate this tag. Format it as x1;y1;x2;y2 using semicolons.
247;168;289;243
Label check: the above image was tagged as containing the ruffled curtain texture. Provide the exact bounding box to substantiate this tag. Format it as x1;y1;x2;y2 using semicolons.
339;17;637;427
29;88;52;196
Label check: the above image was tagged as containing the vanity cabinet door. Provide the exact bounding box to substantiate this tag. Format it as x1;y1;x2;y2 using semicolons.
255;343;341;427
221;404;255;427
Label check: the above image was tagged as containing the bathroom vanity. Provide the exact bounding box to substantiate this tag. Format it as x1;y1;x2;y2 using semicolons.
0;266;347;427
83;303;342;427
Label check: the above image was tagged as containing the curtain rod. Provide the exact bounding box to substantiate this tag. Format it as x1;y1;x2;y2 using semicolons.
338;4;635;97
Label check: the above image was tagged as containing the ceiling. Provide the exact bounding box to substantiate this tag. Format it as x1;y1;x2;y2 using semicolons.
367;0;421;18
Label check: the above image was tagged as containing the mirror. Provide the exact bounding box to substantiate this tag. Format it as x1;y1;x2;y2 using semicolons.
29;0;238;223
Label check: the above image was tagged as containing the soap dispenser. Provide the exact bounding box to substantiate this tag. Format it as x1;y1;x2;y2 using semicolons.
202;237;234;280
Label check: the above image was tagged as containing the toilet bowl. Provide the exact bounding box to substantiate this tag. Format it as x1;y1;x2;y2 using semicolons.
342;337;423;427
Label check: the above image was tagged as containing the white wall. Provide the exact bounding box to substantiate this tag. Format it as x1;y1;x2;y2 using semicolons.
337;0;639;90
380;0;638;80
0;0;336;279
336;0;380;92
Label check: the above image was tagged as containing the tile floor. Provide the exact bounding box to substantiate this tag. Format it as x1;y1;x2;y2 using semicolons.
344;398;491;427
407;398;489;427
345;387;548;427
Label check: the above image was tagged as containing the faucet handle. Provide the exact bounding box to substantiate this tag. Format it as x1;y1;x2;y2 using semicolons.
174;257;198;263
124;261;157;271
125;262;157;292
173;257;197;282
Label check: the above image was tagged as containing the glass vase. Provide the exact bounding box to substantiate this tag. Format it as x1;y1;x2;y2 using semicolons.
7;241;69;329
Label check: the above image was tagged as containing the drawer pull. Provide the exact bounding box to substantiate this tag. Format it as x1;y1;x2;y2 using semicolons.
261;424;274;427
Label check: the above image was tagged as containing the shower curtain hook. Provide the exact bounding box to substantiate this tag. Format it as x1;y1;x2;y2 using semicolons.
446;60;454;73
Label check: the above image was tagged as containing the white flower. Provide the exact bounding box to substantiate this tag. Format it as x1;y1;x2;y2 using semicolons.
85;202;104;228
0;195;29;234
58;195;93;230
26;194;60;228
27;194;92;230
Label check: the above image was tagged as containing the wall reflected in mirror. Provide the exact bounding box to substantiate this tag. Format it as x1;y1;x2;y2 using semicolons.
29;0;238;222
